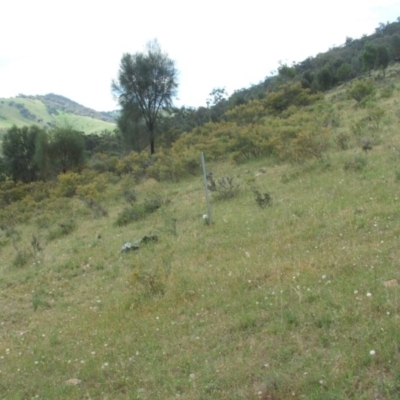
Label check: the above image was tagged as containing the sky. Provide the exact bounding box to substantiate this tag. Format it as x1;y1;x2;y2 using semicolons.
1;0;400;112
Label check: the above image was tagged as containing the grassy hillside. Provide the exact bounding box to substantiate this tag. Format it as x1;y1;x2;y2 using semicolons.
0;95;116;134
1;67;400;399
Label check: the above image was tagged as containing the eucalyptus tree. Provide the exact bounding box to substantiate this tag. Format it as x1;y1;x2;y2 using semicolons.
112;40;179;154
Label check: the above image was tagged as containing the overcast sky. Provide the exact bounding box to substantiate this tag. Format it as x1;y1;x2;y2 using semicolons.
1;0;400;111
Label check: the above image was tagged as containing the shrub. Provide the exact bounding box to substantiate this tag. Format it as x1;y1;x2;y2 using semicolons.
143;196;163;213
347;80;375;105
75;174;109;201
147;150;188;182
252;189;272;208
47;219;76;241
52;172;84;198
32;290;51;311
380;84;395;99
144;154;163;181
228;125;275;163
87;153;119;174
207;173;240;201
80;198;108;218
336;132;352;150
367;107;385;130
30;234;43;254
279;128;330;164
115;193;167;227
264;83;322;114
115;207;144;227
26;181;52;202
0;180;30;205
343;155;368;172
129;254;173;301
351;119;368;137
12;249;31;268
122;189;137;204
115;151;152;181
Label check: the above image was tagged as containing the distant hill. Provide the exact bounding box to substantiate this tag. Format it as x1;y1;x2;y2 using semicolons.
0;93;118;134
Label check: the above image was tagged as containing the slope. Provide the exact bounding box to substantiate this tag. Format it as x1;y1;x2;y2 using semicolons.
0;62;400;400
0;95;116;134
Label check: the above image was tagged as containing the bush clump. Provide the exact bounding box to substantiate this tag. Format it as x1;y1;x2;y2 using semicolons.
115;207;144;227
252;188;272;208
129;253;173;302
347;80;375;105
343;155;368;172
47;219;76;241
12;249;32;268
115;195;165;227
207;172;240;201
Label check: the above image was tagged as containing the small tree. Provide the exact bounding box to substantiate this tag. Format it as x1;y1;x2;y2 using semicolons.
390;34;400;58
206;87;228;123
112;40;178;154
278;63;296;81
317;67;333;90
47;126;85;174
376;45;389;76
301;70;314;89
2;125;43;183
361;42;377;76
337;63;352;82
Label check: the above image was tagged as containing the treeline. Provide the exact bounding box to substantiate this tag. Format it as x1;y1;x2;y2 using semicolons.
0;82;332;185
0;125;88;183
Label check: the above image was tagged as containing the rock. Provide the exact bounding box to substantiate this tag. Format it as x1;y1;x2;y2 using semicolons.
120;235;158;253
120;242;139;253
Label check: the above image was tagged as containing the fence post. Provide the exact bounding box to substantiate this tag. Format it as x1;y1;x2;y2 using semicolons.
200;152;212;224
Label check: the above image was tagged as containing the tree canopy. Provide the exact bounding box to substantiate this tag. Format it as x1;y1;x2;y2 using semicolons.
112;40;179;154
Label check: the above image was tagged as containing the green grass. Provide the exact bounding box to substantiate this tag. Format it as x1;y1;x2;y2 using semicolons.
1;71;400;399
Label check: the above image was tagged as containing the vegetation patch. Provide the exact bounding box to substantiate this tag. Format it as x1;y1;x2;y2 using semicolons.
47;219;76;241
207;172;240;201
115;195;164;226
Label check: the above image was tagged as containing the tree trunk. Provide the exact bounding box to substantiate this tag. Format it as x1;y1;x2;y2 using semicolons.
149;127;155;154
